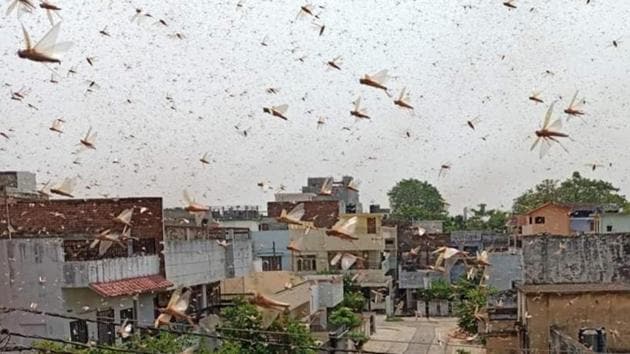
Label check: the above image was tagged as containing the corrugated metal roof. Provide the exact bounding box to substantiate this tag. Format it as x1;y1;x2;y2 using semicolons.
90;275;172;297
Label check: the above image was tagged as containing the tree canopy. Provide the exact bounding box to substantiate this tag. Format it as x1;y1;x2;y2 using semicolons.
512;171;629;213
443;203;509;232
387;179;448;221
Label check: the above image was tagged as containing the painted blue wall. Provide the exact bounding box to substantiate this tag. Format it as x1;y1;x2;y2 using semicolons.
570;218;593;233
252;230;291;271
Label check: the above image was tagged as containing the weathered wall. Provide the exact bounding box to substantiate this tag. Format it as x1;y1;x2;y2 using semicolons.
549;326;594;354
450;231;510;251
522;234;630;284
164;238;227;287
0;238;66;342
164;226;253;285
398;269;444;289
487;252;522;290
230;231;253;277
525;292;630;352
218;220;259;231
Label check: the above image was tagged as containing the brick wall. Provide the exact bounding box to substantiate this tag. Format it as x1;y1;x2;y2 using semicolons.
267;200;339;228
0;197;163;239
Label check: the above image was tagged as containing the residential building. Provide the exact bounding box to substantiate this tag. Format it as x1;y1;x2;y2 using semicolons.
516;233;630;353
481;289;519;353
450;230;511;254
0;171;44;199
270;202;392;311
394;222;451;312
369;204;390;215
220;271;343;330
521;202;571;235
593;212;630;233
521;202;620;236
162;225;254;316
0;195;166;346
210;205;261;231
486;251;522;291
301;176;362;213
274;193;317;203
252;229;291;271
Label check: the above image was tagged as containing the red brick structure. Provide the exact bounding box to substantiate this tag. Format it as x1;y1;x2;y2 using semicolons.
267;200;339;228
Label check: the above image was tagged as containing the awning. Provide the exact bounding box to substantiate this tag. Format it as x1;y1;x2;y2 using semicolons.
90;275;172;297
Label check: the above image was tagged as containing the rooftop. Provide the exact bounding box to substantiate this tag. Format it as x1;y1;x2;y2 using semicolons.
518;282;630;294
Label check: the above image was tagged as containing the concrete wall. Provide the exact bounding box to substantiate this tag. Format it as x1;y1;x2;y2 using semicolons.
218;220;259;232
450;231;510;251
522;204;570;236
303;276;344;309
0;171;39;197
596;214;630;233
252;230;290;271
61;288;155;340
0;238;157;346
288;215;385;253
164;238;227;287
487;251;522;291
398;268;444;289
523;234;630;284
230;232;253;277
63;255;160;287
524;292;630;352
164;226;253;286
0;238;66;342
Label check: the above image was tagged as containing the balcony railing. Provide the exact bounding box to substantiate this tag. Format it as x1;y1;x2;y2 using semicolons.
62;255;160;287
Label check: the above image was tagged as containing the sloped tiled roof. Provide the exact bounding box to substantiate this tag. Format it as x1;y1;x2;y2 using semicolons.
90;275;172;297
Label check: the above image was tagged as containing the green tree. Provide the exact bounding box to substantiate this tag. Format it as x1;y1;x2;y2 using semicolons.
340;275;365;312
218;297;269;354
465;204;509;232
388;179;448;221
34;332;212;354
452;276;495;334
219;297;317;354
268;315;316;354
513;172;628;213
444;204;509;232
329;307;361;329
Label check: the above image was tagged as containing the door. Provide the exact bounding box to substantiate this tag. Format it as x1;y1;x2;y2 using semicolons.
96;308;115;345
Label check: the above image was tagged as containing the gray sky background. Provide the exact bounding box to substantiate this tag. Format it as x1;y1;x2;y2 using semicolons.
1;0;629;212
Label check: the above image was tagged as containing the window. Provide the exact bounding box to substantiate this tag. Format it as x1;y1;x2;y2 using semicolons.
606;225;613;232
262;256;282;271
119;308;135;342
529;216;533;224
367;217;376;234
259;223;270;231
96;308;115;345
534;216;545;224
34;244;42;263
69;320;88;343
297;255;317;271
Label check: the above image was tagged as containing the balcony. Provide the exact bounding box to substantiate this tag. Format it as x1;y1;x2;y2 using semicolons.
62;255;160;287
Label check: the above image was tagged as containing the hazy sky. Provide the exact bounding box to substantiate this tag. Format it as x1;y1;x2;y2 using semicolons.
1;0;630;213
